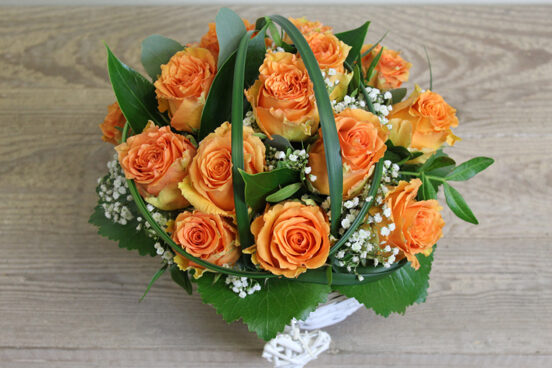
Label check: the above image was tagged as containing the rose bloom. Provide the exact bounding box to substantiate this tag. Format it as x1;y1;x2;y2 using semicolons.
388;85;459;162
245;52;319;141
305;31;352;101
115;123;196;211
308;109;388;199
172;211;240;278
289;17;332;36
199;19;255;59
179;122;265;216
361;44;412;90
246;201;330;278
154;47;216;133
383;179;444;269
99;102;126;145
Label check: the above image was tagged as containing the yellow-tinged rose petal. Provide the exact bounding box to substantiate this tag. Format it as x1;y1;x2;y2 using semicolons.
178;177;234;217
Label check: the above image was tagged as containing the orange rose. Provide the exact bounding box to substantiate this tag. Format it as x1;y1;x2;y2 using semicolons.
99;102;126;145
115;123;196;210
245;52;319;141
178;122;265;216
172;210;240;278
308;109;388;199
247;201;330;278
289;17;332;36
383;179;444;269
154;47;216;133
199;19;255;59
361;44;411;90
305;32;352;101
388;85;459;161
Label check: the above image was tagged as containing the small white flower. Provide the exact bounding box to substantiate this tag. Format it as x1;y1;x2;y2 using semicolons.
304;166;312;174
380;227;390;236
384;91;392;100
309;174;317;182
327;68;337;76
289;154;298;162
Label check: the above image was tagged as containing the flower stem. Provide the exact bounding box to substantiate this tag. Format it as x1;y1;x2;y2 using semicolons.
399;171;446;182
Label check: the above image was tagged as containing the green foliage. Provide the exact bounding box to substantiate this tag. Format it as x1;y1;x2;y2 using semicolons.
196;273;331;341
170;264;193;295
89;204;157;256
266;182;303;202
389;88;407;104
420;172;437;200
446;157;494;181
270;15;343;235
360;31;388;58
105;44;169;133
424;46;433;91
215;8;247;68
335;251;433;317
140;264;168;302
443;182;479;224
365;46;383;82
265;134;293;151
384;140;422;165
239;168;300;212
335;21;370;66
141;35;184;80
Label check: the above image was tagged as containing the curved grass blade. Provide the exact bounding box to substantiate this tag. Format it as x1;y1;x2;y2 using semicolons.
140;264;168;302
424;46;433;91
360;31;388;58
231;31;256;249
270;14;343;235
106;44;169;133
365;46;383;82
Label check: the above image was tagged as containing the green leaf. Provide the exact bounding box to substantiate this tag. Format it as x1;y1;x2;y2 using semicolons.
420;172;437;200
232;32;256;249
425;156;456;178
239;168;300;212
335;251;433;316
196;273;331;341
199;52;236;140
89;204;157;256
360;31;388;58
365;46;383;82
266;182;303;202
388;88;407;104
424;46;433;91
265;134;293;151
443;182;479;224
141;35;184;80
335;21;370;66
244;27;267;87
446;157;494;181
216;8;247;68
348;64;362;96
140;264;168;302
270;15;343;235
170;264;193;295
105;44;168;133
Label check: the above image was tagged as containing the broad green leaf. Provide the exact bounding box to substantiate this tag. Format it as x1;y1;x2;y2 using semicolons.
231;32;255;249
335;21;370;66
446;157;494;181
265;134;293;151
140;264;168;302
170;264;193;295
420;172;437;200
266;182;303;202
271;15;343;235
389;88;407;104
239;168;299;212
89;204;157;256
105;44;168;133
335;251;433;316
196;273;331;341
199;52;236;139
443;182;479;224
244;27;267;87
216;8;247;68
141;35;184;80
425;156;456;177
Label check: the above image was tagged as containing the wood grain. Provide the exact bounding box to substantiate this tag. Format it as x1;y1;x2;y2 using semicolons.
0;5;551;368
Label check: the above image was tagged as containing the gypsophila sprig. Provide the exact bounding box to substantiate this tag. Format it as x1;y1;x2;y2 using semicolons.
225;275;262;298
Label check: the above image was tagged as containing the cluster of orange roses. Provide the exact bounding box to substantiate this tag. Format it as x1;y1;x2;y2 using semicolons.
99;16;460;277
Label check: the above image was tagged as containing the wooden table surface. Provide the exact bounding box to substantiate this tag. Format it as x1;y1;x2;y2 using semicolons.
1;4;551;368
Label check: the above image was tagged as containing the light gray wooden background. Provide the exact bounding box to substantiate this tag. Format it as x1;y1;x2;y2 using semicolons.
0;4;551;368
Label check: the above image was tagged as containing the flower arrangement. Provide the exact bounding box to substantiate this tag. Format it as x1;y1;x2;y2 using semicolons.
91;9;493;343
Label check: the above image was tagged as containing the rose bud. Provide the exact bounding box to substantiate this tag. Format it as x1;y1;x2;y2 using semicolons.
308;109;388;199
245;52;319;142
245;201;330;278
305;31;353;101
361;44;412;90
381;179;444;270
154;47;216;133
178;122;265;216
388;85;459;162
99;102;126;145
172;210;240;278
115;123;196;211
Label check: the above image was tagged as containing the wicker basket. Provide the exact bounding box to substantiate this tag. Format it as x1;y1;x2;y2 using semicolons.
299;292;361;330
